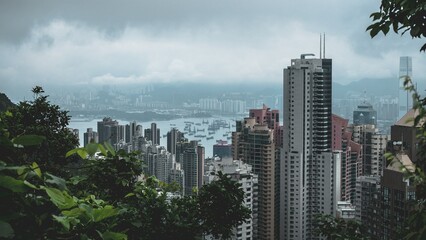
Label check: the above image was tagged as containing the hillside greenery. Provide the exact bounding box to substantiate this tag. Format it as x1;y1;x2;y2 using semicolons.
0;87;250;239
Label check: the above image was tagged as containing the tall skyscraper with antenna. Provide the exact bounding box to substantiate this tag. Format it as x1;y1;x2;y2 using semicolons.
398;56;413;119
281;36;340;239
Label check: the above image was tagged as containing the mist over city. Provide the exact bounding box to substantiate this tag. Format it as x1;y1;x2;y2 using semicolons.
1;1;426;240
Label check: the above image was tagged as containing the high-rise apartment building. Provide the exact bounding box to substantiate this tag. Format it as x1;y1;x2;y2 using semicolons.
232;117;276;240
145;145;173;183
332;114;362;203
197;145;205;190
355;175;381;233
125;121;137;143
351;124;388;176
390;109;424;165
97;117;124;145
83;128;98;147
204;157;258;240
353;101;377;126
357;154;416;239
144;123;160;145
182;146;198;196
281;55;339;240
398;56;413;119
248;104;282;239
213;140;232;158
167;128;186;155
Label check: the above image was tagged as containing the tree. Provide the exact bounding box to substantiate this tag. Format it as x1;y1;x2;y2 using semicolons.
0;92;15;112
1;87;251;239
314;214;366;240
367;0;426;51
198;171;251;239
0;86;79;177
0;126;123;239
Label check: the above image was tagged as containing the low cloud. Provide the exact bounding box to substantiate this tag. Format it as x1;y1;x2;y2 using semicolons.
1;16;425;99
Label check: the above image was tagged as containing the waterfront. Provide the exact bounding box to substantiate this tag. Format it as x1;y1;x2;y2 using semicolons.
69;116;237;158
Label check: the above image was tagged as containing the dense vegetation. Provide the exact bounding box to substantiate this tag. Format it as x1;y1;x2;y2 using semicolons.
0;87;250;239
0;92;15;112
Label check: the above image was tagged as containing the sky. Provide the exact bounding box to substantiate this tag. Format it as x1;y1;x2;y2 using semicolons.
1;0;425;99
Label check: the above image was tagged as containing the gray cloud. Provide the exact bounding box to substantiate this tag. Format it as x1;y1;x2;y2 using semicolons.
0;0;425;99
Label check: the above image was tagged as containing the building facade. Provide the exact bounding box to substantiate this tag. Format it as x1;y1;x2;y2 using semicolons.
353;102;377;126
232;118;277;240
83;128;98;146
204;158;258;240
281;55;338;240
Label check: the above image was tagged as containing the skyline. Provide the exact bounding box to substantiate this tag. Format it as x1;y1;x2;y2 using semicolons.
1;1;426;100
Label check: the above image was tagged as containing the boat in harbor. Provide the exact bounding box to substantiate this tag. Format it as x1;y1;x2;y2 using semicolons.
206;136;213;140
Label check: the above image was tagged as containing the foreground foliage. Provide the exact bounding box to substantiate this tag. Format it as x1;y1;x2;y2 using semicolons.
0;87;250;239
314;214;365;240
367;0;426;52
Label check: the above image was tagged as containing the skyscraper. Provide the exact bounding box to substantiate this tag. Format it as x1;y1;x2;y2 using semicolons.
182;146;198;196
144;123;160;145
97;117;124;145
351;124;388;176
125;121;137;143
167;128;186;155
332;114;362;203
232;117;277;240
83;128;98;147
398;56;413;119
203;157;258;240
353;101;377;126
197;145;205;190
281;54;339;239
249;104;282;239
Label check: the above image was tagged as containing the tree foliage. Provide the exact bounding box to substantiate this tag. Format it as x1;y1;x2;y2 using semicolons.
367;0;426;51
0;88;250;239
0;86;79;177
314;214;366;240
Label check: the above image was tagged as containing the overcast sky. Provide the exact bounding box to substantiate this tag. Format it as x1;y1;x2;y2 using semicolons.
1;0;425;99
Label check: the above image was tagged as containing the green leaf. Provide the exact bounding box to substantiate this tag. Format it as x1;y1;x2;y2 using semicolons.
104;142;116;156
53;215;80;231
382;23;390;35
62;207;86;218
98;144;107;156
44;187;76;210
23;180;39;189
85;143;99;157
12;135;45;146
100;231;127;240
31;162;42;178
66;147;89;159
124;192;135;198
68;175;87;185
0;220;14;238
66;148;78;158
369;12;381;20
77;149;88;159
0;175;29;193
92;205;119;222
45;173;67;191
